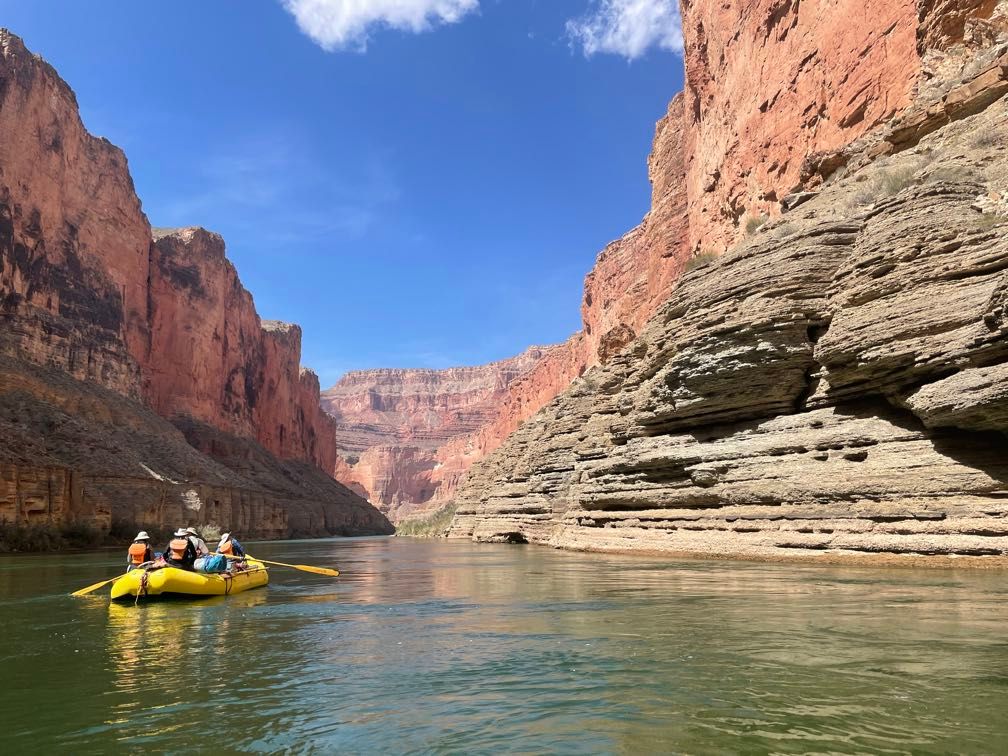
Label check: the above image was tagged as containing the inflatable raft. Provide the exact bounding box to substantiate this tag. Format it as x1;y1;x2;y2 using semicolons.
110;560;268;600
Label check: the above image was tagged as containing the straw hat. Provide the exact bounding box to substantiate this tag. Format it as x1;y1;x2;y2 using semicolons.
185;527;199;537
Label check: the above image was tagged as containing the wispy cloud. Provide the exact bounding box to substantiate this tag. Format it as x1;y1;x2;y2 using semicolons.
281;0;480;52
157;135;399;245
566;0;683;60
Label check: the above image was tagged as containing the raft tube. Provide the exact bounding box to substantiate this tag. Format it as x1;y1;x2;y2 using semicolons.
110;560;268;600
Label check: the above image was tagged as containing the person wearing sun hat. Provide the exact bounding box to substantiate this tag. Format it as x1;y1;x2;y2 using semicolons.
163;528;198;570
126;530;154;570
217;532;246;559
185;526;210;558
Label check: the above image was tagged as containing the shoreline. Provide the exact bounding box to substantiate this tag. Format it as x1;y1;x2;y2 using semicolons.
438;535;1008;570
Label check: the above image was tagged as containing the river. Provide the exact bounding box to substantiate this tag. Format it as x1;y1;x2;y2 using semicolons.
1;537;1006;754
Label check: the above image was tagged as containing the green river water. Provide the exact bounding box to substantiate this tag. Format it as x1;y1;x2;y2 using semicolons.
0;537;1006;754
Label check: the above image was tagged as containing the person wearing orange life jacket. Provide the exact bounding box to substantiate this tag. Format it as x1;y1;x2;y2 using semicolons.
163;528;198;570
126;531;154;570
186;526;210;557
217;532;246;559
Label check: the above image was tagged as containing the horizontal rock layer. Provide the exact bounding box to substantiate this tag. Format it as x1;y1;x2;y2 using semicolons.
449;64;1008;561
0;30;390;537
330;2;1008;521
322;346;555;520
0;355;392;537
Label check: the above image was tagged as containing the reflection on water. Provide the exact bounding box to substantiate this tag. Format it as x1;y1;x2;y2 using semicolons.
1;538;1007;753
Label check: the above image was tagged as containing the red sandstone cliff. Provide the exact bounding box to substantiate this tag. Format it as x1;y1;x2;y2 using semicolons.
148;228;339;470
330;0;1005;521
0;30;390;538
321;346;554;519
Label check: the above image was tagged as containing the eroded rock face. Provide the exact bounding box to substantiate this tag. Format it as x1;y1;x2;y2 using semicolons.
0;30;390;538
0;355;392;537
449;41;1008;561
0;30;149;398
147;227;340;470
321;347;554;519
327;95;694;514
331;1;1005;518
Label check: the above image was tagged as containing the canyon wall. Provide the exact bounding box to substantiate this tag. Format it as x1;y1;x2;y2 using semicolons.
332;1;1003;516
148;227;339;470
0;30;392;539
327;94;695;517
449;3;1008;561
322;346;554;520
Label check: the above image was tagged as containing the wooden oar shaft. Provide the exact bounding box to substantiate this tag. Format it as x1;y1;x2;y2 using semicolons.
71;572;127;597
236;554;339;577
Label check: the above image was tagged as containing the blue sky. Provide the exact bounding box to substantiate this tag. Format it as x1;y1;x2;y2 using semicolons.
0;1;684;386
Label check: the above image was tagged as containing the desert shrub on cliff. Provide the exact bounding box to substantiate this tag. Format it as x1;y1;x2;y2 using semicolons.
684;252;719;273
852;166;921;206
972;130;1000;148
974;211;1007;230
395;504;457;537
745;213;769;234
880;167;918;196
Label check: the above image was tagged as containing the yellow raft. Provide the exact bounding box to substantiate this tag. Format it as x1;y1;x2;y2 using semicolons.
110;560;268;600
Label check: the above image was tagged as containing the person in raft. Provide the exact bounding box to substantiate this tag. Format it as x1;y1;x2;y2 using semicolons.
186;526;210;558
163;528;198;570
218;532;246;559
126;531;154;570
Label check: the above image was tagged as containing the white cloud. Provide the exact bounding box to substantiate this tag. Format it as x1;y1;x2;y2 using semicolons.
281;0;480;52
566;0;683;60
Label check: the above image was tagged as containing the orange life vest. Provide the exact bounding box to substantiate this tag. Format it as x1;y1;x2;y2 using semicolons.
128;542;148;565
169;538;189;560
219;540;234;556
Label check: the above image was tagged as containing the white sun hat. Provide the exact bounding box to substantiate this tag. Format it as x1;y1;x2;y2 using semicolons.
173;528;189;537
135;531;150;541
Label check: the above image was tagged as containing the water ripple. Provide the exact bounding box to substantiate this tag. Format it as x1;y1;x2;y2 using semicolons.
1;539;1007;753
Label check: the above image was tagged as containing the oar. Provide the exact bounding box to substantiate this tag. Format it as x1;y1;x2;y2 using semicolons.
71;572;128;597
70;561;161;597
229;554;339;577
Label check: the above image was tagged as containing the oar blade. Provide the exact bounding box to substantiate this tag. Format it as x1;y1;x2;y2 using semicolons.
71;577;116;597
294;564;340;577
245;555;340;577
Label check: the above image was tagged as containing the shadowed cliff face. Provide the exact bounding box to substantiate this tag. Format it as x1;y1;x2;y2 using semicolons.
0;30;391;539
148;228;340;471
450;2;1008;561
0;32;149;398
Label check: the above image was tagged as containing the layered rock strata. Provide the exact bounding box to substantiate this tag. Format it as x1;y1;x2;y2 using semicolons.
450;27;1008;560
0;355;389;537
327;93;694;515
330;3;1008;519
0;30;391;538
322;347;555;519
